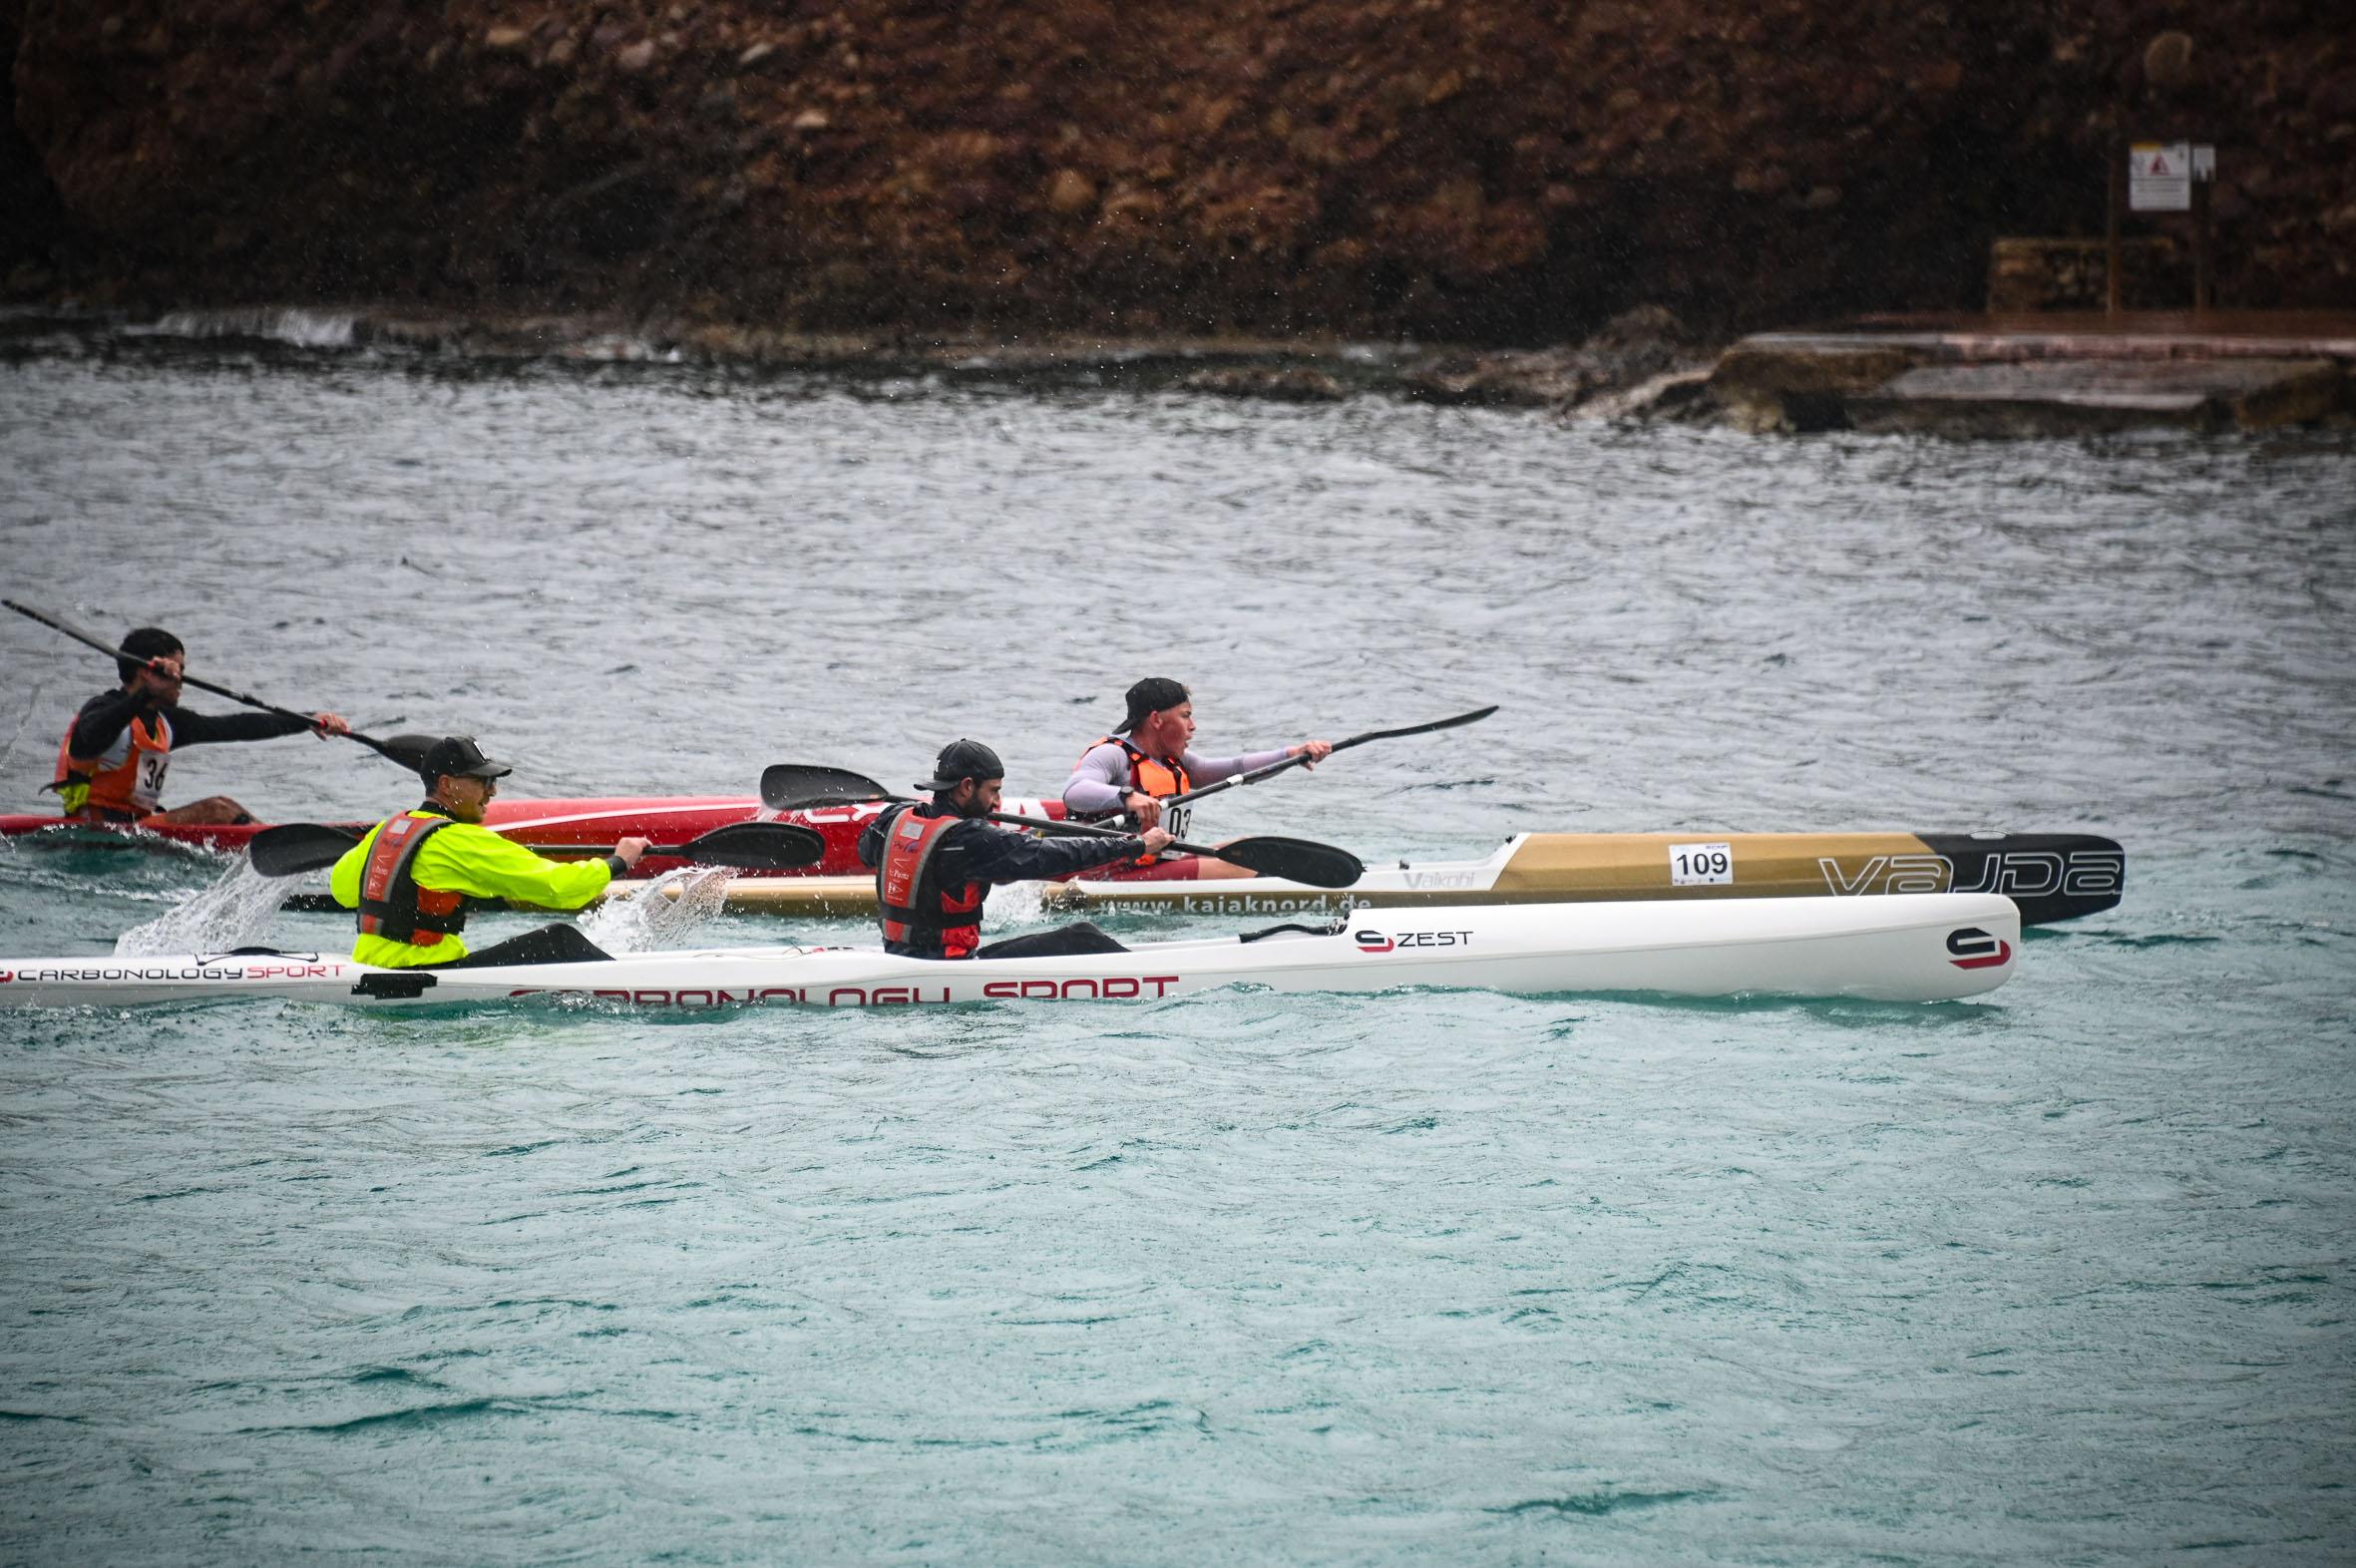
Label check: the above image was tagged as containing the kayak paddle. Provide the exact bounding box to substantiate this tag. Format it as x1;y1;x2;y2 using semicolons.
760;763;1366;884
247;820;828;878
757;709;1496;818
5;597;440;772
759;762;902;812
983;812;1364;889
1160;704;1499;810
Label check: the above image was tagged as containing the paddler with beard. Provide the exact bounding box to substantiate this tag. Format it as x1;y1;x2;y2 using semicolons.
51;626;350;826
327;736;650;969
1062;677;1333;880
859;739;1175;960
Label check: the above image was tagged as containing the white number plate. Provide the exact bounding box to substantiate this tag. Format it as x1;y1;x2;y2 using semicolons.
135;751;171;808
1669;841;1733;885
1160;802;1194;842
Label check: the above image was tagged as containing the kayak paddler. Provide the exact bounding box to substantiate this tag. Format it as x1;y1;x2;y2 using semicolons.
50;626;351;826
859;738;1176;960
328;736;650;969
1062;676;1332;880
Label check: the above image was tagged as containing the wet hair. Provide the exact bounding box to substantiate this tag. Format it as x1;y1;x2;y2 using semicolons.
117;627;184;685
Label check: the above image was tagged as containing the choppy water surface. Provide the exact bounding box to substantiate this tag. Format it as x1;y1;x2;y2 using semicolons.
2;341;2352;1564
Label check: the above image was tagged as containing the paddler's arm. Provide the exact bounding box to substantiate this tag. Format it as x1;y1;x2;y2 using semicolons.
1178;747;1290;784
63;690;145;758
1065;741;1166;825
166;705;338;746
415;822;620;911
957;821;1159;883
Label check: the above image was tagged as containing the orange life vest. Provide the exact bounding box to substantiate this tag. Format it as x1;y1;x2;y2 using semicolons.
877;808;985;958
52;710;173;822
1080;733;1192;803
355;814;471;949
1079;734;1193;864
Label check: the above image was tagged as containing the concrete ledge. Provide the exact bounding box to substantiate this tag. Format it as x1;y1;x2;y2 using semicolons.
1848;358;2344;436
1707;313;2356;435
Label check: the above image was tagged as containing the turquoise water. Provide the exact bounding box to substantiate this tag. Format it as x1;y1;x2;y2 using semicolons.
2;341;2352;1562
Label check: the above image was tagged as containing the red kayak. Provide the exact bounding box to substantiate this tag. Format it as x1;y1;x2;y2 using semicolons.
0;795;1070;878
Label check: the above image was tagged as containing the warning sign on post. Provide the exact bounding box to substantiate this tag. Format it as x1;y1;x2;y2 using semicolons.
2130;143;2192;210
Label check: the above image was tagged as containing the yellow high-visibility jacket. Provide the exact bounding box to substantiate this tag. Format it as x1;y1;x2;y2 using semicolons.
329;811;614;968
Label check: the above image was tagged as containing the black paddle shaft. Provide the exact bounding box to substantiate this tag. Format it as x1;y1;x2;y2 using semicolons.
247;819;825;878
757;706;1497;819
4;597;432;770
981;812;1363;888
1160;704;1498;809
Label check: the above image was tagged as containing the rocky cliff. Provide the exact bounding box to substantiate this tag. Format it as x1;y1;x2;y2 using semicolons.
7;0;2351;341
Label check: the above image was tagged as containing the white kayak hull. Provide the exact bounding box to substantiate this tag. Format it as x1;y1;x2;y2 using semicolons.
0;895;2020;1009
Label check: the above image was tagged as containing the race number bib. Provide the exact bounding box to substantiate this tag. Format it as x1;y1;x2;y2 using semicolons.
1668;841;1733;886
134;751;170;809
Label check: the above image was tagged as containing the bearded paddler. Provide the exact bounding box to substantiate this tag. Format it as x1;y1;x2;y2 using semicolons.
328;736;649;969
51;626;350;826
1063;677;1332;880
861;739;1176;960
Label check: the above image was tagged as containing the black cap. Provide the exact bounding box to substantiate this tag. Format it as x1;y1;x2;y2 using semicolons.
419;735;513;788
1117;676;1189;733
917;738;1005;792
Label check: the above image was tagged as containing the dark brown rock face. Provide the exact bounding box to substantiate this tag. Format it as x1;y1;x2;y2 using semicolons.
7;1;2352;338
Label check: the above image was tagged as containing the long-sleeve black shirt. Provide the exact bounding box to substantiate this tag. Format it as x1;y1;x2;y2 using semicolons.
856;803;1148;956
68;689;315;756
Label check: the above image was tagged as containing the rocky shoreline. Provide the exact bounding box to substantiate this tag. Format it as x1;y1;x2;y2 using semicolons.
11;298;2354;435
2;295;1731;414
7;2;2352;352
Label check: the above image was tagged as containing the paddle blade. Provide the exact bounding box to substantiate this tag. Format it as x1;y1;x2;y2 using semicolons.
760;763;896;812
248;823;365;878
1340;704;1500;748
1213;836;1365;888
673;821;827;870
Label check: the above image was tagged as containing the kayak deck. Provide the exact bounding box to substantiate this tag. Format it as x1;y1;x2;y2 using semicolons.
0;893;2022;1008
2;795;1066;879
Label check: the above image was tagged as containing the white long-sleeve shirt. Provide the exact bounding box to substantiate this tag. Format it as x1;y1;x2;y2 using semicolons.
1063;739;1289;816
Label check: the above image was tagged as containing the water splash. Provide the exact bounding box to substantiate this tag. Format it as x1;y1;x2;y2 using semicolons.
986;880;1047;927
579;867;736;954
113;861;298;957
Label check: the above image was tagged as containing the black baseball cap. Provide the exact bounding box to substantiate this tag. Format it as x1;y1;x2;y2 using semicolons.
1117;676;1189;732
918;738;1005;791
419;735;513;787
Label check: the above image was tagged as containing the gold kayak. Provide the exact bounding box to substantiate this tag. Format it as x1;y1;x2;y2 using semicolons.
600;830;2122;927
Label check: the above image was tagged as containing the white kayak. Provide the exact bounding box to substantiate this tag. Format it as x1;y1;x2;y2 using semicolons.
0;894;2020;1009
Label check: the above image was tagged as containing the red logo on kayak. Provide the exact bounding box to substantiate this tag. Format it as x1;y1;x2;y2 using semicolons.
1354;930;1395;954
1945;927;2012;970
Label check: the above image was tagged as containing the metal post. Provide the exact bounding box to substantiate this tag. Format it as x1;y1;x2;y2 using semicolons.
2193;153;2213;313
2106;135;2123;317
